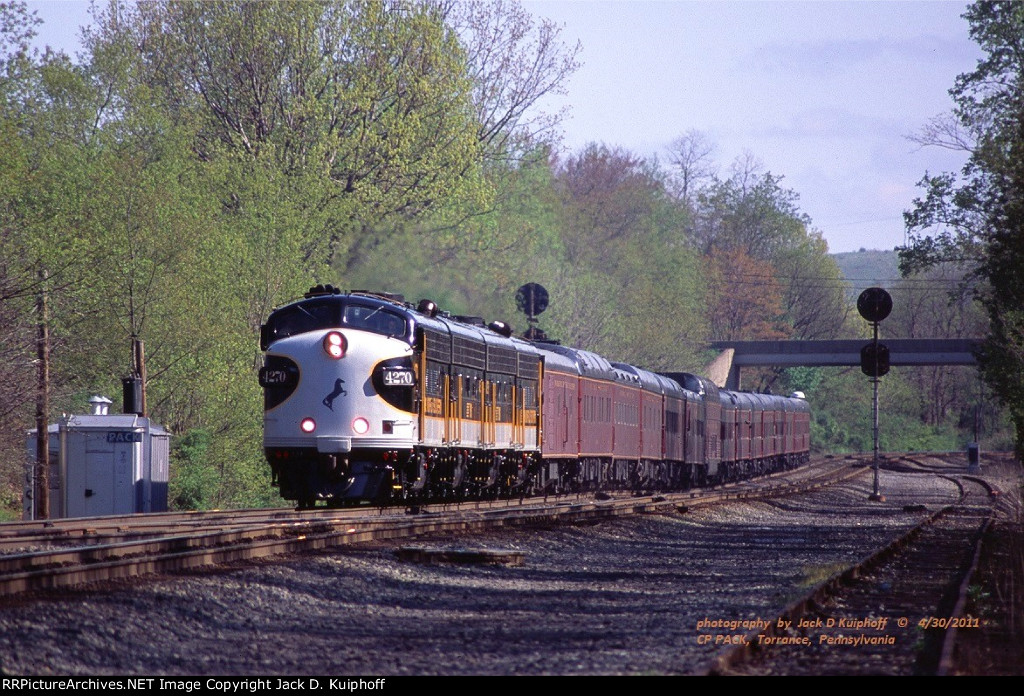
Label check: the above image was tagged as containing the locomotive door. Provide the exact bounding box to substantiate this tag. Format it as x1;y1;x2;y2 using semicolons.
517;374;540;452
443;372;452;444
416;351;448;447
512;384;521;448
483;380;495;447
453;374;463;444
542;374;574;457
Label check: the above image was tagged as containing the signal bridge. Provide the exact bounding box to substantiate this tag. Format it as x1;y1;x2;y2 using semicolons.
706;339;982;390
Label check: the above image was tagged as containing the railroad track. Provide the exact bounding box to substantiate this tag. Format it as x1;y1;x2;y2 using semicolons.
1;451;1015;676
0;456;861;599
705;472;1002;675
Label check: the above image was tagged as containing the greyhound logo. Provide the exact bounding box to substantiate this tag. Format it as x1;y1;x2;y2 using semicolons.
322;378;347;410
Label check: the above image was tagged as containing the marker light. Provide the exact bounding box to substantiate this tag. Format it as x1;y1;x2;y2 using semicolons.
300;418;316;433
352;417;370;435
323;331;347;359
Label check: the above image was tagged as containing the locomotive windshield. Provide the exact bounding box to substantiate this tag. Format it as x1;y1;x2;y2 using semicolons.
343;304;407;337
261;297;410;349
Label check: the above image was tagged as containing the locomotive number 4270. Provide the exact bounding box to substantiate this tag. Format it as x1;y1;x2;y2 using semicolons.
383;368;414;386
259;368;297;387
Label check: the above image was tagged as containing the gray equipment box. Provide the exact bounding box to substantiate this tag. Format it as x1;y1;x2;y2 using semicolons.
26;401;169;519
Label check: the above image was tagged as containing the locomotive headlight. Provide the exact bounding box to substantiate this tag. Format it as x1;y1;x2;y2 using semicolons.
352;417;370;435
300;418;317;433
323;331;347;359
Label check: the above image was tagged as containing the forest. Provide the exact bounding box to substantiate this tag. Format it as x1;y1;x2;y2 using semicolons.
0;1;1015;518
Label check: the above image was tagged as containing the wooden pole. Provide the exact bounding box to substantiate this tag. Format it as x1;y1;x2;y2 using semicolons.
34;268;49;519
133;337;147;417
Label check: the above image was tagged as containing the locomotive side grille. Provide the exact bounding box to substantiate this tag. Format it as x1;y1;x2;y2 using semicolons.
423;328;451;363
424;362;444;396
488;345;519;375
453;335;486;370
518;353;540;380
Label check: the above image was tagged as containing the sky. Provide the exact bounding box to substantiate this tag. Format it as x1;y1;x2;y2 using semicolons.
25;0;984;254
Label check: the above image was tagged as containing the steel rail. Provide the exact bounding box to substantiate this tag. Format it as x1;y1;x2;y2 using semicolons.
0;458;861;599
703;474;998;676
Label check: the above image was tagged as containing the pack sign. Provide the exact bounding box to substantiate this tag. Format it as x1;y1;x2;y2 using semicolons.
106;431;143;443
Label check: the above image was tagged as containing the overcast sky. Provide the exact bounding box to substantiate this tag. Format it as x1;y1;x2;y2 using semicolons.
27;0;984;254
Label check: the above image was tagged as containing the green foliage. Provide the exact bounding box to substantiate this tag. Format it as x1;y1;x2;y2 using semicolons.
774;232;851;340
782;366;823;396
342;147;562;318
344;144;710;370
97;0;491;263
898;0;1024;455
548;144;706;369
690;168;808;259
169;429;216;510
687;161;849;349
805;367;971;454
0;0;581;517
0;0;1008;520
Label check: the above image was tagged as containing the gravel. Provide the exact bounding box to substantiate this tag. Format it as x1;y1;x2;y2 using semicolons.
0;467;990;676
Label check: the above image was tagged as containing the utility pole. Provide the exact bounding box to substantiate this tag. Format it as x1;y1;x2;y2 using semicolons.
123;336;148;417
34;268;49;519
134;336;147;417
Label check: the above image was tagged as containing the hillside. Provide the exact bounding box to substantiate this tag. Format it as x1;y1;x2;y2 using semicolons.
831;249;901;296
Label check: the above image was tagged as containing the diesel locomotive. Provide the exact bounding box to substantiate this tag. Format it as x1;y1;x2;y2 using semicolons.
259;286;810;507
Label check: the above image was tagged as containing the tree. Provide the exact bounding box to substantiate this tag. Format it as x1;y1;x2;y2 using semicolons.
549;143;705;367
690;161;807;260
441;0;581;163
889;264;988;427
687;154;847;345
704;246;787;343
0;4;120;515
773;231;850;340
899;0;1024;455
88;0;488;270
554;143;669;271
664;129;717;206
0;2;40;440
